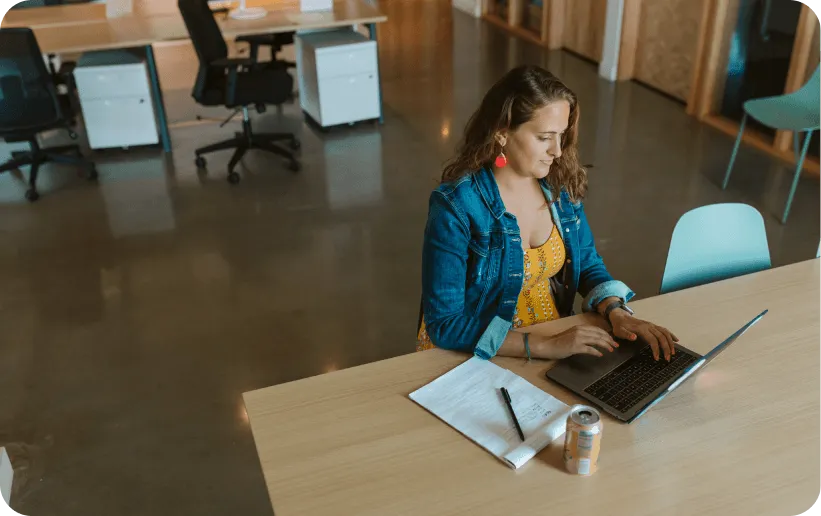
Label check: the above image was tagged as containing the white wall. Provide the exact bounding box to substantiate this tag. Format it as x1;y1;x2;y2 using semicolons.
599;0;624;81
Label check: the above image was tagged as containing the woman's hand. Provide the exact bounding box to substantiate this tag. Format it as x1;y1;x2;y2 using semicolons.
609;310;679;362
536;325;620;360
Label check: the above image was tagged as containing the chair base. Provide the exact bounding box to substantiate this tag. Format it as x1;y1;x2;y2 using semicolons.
0;140;97;202
195;108;242;127
193;108;300;184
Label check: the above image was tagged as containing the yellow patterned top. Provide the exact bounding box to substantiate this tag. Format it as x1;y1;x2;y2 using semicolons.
417;225;566;352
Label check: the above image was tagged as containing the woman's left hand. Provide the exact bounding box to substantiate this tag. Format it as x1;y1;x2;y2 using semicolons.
609;310;679;362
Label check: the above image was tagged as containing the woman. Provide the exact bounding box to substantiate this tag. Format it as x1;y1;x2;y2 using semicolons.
417;66;677;362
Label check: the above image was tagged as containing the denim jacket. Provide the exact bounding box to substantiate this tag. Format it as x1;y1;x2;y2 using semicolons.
421;166;634;360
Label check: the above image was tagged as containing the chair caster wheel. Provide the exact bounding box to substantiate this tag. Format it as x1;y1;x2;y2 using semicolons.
228;171;241;184
195;155;207;168
87;164;98;181
25;189;39;202
290;139;301;151
289;161;301;172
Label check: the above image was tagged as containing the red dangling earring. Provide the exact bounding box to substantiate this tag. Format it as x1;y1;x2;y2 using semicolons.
494;151;508;168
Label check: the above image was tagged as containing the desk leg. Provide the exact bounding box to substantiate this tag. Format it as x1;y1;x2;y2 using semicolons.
367;23;384;125
145;44;172;153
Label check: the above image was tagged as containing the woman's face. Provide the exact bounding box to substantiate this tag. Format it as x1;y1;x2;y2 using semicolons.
497;100;570;179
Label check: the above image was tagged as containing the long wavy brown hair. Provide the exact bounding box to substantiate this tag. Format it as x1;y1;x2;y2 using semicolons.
442;65;587;201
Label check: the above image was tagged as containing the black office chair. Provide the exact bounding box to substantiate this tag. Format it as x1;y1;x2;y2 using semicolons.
195;31;297;127
0;28;97;202
178;0;300;185
193;5;295;128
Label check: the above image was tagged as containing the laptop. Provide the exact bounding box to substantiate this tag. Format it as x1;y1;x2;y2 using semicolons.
545;310;768;423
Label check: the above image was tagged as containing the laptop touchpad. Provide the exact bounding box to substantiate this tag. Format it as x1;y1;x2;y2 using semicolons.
548;338;641;388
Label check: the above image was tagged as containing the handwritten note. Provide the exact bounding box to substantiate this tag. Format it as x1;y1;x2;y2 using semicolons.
410;357;571;469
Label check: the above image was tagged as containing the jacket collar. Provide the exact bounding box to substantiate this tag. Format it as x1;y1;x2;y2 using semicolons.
473;167;507;220
474;167;566;220
539;179;555;203
539;179;566;238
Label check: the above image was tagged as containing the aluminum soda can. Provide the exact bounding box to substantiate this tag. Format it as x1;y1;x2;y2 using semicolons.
563;405;602;476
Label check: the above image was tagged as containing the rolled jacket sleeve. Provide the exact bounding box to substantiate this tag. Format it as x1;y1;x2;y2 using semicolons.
582;280;635;312
473;316;512;360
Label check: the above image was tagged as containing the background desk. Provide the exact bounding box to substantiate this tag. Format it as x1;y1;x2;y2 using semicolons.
0;0;383;28
244;259;820;516
1;0;388;152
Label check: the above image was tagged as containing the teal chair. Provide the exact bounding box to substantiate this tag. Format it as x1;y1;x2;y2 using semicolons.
723;65;820;224
660;204;771;294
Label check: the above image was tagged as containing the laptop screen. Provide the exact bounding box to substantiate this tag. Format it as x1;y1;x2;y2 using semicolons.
702;310;768;363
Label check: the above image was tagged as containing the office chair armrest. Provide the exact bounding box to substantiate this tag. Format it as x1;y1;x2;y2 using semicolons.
57;61;76;77
236;34;277;45
237;33;294;61
223;65;243;107
214;56;264;105
211;57;256;68
236;34;277;61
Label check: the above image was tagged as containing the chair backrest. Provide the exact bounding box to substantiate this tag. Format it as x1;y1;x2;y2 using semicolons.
178;0;228;102
178;0;228;65
660;204;771;294
0;28;63;133
790;64;820;111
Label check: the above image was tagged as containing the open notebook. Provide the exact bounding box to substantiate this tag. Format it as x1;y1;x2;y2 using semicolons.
410;357;571;469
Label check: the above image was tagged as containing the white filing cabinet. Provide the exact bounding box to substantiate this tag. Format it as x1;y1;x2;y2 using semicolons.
296;30;381;127
73;50;159;150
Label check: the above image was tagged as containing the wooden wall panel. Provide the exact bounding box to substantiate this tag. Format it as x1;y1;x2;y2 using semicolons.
562;0;606;62
633;0;704;101
545;0;565;49
617;0;641;80
808;18;820;82
686;0;739;116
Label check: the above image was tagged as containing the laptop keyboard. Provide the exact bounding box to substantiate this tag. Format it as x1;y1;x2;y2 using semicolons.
583;346;699;413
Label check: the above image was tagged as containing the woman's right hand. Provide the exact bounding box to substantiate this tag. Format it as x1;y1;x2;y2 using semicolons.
538;325;619;359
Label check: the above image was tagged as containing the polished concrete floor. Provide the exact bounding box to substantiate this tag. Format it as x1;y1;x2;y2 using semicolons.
1;2;818;515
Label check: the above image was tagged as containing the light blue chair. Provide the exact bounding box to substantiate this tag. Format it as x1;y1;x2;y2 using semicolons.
660;204;771;294
723;65;820;224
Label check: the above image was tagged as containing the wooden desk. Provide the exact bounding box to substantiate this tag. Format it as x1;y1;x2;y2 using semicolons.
244;260;820;516
0;0;362;27
26;2;387;54
0;0;195;28
1;0;387;152
1;3;106;28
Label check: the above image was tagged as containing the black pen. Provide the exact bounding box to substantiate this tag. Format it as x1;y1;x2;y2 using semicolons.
500;387;525;441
